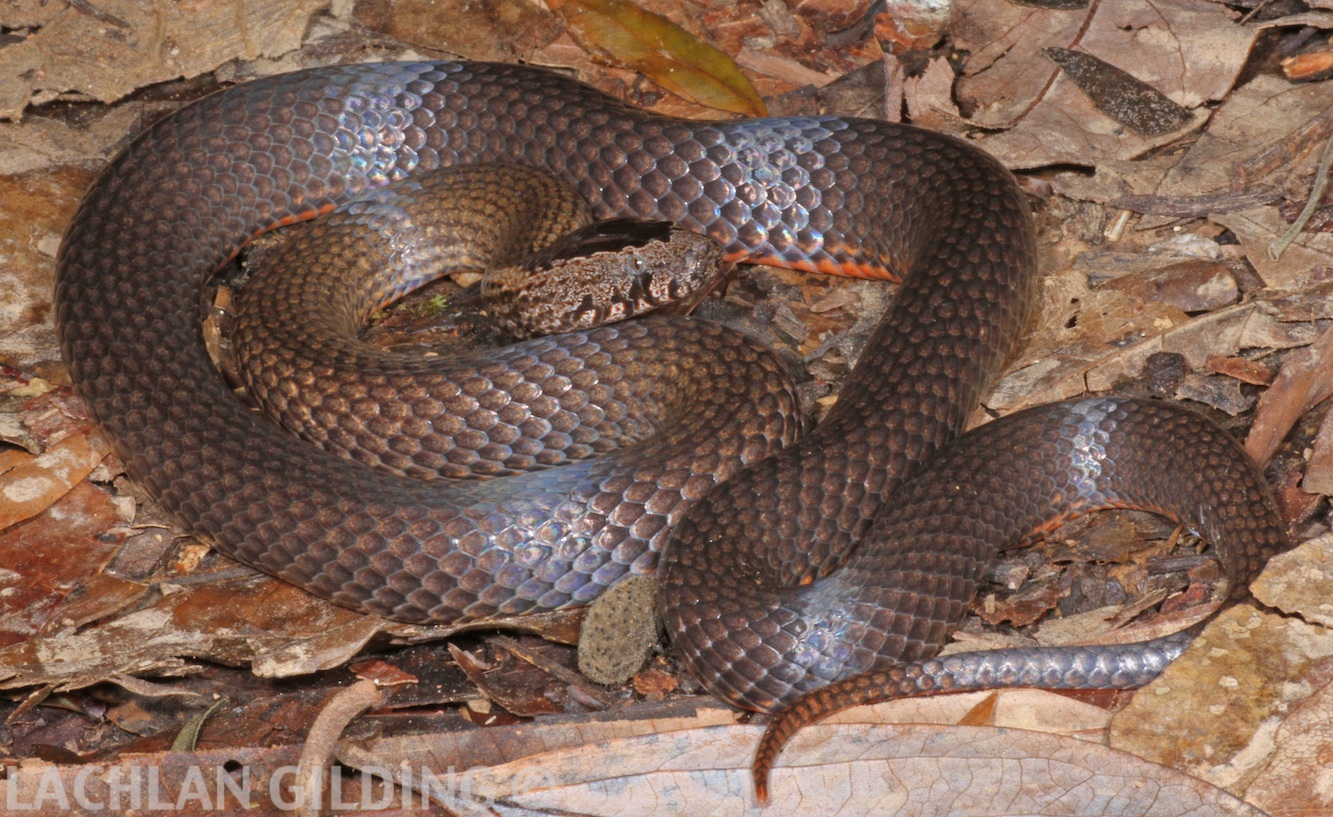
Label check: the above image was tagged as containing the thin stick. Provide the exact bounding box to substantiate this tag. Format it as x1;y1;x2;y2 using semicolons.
1269;134;1333;260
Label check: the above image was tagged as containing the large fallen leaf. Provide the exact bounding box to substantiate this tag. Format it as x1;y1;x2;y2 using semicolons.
1244;670;1333;813
0;0;324;120
955;0;1256;167
0;431;109;530
0;480;132;649
1110;604;1333;807
547;0;766;115
344;718;1268;815
1252;533;1333;629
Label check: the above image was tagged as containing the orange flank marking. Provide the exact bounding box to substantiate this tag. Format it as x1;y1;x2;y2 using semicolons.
244;204;340;243
267;204;338;229
1031;512;1077;537
723;249;902;282
1023;498;1186;542
220;204;340;268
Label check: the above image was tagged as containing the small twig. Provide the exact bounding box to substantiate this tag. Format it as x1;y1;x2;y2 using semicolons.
293;679;386;817
1236;105;1333;185
1112;185;1281;218
1238;0;1277;25
1268;134;1333;260
1104;209;1132;242
66;0;130;28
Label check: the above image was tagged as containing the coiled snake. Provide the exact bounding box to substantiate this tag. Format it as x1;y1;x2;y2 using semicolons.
53;61;1288;799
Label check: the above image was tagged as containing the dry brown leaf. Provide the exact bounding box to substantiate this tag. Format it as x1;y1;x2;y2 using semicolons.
903;55;958;129
1096;260;1239;314
1252;533;1333;630
0;574;390;691
1244;671;1333;812
1244;322;1333;465
344;717;1266;815
1043;47;1192;137
0;0;325;120
732;49;843;91
352;0;562;62
1111;605;1333;808
1214;207;1333;292
0;481;130;649
955;0;1254;167
0;432;110;531
447;642;562;717
547;0;767;115
1302;406;1333;497
988;282;1326;415
1151;75;1333;205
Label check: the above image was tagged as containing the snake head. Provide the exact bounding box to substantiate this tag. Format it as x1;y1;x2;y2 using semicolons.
483;217;727;338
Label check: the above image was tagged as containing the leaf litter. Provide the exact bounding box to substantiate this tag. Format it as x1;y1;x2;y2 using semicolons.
0;0;1331;814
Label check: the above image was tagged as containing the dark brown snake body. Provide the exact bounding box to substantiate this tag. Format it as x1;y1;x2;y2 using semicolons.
230;164;734;481
54;62;1288;792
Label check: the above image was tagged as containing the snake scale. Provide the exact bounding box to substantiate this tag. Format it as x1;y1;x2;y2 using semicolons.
53;61;1288;795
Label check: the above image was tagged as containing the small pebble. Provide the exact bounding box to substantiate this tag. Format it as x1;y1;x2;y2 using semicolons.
577;575;661;686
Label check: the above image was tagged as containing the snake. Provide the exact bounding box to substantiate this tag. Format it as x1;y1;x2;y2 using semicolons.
228;162;736;482
53;61;1289;797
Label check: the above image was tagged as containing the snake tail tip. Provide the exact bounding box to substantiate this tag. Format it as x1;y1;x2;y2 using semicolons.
751;769;771;806
750;719;793;806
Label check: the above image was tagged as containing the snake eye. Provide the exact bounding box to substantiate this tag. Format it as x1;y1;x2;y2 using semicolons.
628;254;645;273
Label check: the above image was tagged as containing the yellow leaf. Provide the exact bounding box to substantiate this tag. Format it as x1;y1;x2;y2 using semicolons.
548;0;767;116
